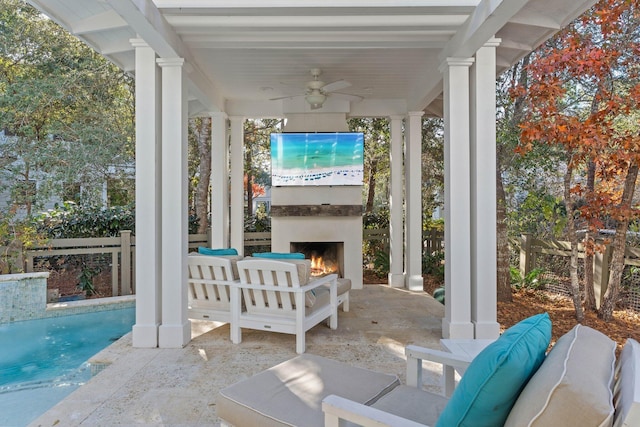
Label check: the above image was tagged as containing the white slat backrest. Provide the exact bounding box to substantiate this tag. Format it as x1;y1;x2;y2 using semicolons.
187;255;235;308
238;260;302;314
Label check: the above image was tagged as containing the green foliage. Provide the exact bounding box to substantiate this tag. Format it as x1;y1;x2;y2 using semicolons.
77;263;98;296
509;266;549;290
373;249;390;276
420;117;445;218
34;202;201;238
35;202;134;238
363;208;389;229
423;218;444;232
423;250;445;282
362;208;390;272
348;118;391;212
254;204;271;232
509;191;566;238
0;209;45;273
0;0;134;213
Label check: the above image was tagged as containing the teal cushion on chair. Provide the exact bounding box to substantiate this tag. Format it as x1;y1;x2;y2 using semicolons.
252;252;305;259
198;247;238;256
435;312;552;427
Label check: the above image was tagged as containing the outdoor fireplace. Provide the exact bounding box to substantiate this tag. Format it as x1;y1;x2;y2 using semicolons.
291;242;344;278
270;188;363;289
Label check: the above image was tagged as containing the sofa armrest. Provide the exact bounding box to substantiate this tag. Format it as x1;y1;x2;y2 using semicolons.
322;395;429;427
405;344;473;389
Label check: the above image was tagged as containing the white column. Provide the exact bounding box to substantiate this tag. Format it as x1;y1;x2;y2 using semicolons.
405;111;424;291
470;40;501;339
229;116;245;255
388;116;404;288
131;39;161;348
441;57;475;339
210;112;229;248
157;57;191;348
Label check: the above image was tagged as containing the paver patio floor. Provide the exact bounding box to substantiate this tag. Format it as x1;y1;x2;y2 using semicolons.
30;284;446;426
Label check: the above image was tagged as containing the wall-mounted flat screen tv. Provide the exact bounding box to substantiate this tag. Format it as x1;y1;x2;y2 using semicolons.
271;132;364;186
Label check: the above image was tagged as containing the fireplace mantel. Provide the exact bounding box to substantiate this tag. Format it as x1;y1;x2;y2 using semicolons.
271;205;362;217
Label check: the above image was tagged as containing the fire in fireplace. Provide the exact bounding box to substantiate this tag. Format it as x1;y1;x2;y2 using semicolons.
291;242;344;278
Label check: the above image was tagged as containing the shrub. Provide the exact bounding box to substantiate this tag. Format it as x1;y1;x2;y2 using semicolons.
373;249;390;276
0;211;45;273
35;202;200;238
510;266;548;290
423;250;445;282
35;202;135;238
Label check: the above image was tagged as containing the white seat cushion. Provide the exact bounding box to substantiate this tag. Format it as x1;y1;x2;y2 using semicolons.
504;324;616;427
218;354;400;427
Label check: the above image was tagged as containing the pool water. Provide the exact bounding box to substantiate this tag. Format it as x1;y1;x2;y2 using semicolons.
0;307;135;426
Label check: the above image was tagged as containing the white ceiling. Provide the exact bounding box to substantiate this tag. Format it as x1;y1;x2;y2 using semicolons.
27;0;597;117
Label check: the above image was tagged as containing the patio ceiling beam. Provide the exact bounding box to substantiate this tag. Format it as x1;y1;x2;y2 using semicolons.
438;0;529;61
106;0;225;112
508;13;561;30
165;15;469;28
101;39;139;56
182;33;452;50
409;0;529;112
70;10;129;35
154;2;479;14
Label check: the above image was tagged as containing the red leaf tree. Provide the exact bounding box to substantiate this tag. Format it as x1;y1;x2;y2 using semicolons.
517;0;640;321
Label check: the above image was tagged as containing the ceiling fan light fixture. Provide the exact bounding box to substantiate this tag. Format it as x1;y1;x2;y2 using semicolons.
305;91;326;107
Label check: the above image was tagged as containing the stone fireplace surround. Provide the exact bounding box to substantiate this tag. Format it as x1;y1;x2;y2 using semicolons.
270;186;363;289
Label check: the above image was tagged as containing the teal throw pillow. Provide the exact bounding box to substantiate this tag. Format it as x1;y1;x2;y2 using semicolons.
252;252;305;259
198;247;238;256
435;312;552;427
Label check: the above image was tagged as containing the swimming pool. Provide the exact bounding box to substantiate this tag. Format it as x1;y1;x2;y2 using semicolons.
0;307;135;426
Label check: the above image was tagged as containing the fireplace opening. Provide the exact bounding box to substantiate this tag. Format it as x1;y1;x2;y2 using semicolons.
291;242;344;278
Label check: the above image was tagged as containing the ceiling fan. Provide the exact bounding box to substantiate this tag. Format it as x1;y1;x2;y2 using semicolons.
270;68;363;109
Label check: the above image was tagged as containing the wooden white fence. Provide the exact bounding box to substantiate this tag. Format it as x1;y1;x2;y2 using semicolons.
10;228;444;297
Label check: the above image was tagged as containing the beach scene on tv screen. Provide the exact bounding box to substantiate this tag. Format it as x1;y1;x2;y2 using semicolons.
271;132;364;186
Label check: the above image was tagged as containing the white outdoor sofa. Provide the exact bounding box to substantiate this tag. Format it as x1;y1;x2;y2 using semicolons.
188;253;350;353
218;314;640;427
232;258;338;354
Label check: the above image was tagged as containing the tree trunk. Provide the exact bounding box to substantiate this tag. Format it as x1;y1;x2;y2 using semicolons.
496;157;512;302
365;158;378;213
583;90;601;311
599;163;639;321
245;148;253;218
583;160;597;311
195;117;211;234
564;161;584;323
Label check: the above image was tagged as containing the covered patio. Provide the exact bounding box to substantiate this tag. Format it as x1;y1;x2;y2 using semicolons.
27;0;598;348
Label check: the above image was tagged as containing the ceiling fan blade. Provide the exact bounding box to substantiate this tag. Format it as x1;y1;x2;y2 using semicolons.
269;94;303;101
331;92;364;102
322;79;351;93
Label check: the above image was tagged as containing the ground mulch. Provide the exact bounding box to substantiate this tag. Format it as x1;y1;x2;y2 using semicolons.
497;289;640;353
364;270;640;353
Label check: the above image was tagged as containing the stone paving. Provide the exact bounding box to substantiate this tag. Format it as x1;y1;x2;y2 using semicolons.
29;285;446;427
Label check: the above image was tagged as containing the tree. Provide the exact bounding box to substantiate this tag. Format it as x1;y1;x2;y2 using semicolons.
495;56;531;303
496;55;568;302
517;0;640;321
421;117;445;220
0;0;134;213
348;118;390;213
188;117;212;233
244;119;279;219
